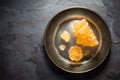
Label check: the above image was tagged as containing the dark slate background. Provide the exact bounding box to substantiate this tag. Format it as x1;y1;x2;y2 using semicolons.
0;0;120;80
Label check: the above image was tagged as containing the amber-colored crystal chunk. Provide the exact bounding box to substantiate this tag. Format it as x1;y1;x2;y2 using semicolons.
72;19;99;47
68;46;83;61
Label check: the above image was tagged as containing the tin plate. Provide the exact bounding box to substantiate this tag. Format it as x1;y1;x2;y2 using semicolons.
44;7;111;73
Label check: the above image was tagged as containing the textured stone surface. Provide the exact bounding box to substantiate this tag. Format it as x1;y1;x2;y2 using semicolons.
0;0;120;80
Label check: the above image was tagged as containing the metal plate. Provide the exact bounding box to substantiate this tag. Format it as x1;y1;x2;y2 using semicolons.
44;7;111;73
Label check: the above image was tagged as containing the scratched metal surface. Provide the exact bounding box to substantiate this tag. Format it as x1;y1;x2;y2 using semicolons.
0;0;120;80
